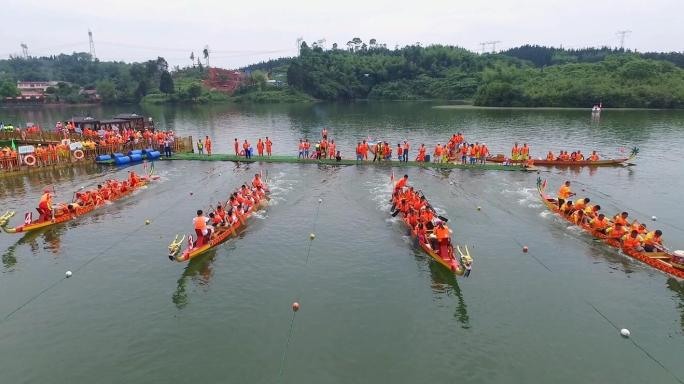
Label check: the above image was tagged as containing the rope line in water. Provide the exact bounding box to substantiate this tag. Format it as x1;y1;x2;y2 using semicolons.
1;167;220;323
587;301;684;384
277;195;323;382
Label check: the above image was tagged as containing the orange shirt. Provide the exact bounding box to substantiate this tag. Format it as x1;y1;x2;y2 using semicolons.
434;225;450;240
558;185;572;199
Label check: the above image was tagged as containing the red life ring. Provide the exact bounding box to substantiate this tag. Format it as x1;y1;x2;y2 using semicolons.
24;154;37;166
239;150;245;156
73;149;85;160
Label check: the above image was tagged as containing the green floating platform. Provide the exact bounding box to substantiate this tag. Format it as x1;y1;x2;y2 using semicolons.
162;153;537;172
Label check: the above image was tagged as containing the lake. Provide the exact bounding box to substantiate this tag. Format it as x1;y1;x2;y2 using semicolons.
1;103;683;383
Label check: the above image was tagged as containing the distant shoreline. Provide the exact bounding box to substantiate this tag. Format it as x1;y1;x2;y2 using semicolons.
432;105;679;111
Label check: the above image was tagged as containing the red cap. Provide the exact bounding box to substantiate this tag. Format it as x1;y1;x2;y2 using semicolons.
44;188;51;193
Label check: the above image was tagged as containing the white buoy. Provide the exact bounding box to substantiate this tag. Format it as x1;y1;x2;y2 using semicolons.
65;270;72;278
309;233;315;240
651;216;657;221
620;328;631;338
477;206;481;211
318;198;323;203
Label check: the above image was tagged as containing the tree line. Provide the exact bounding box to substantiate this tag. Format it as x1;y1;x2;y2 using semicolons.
282;40;684;107
0;53;207;104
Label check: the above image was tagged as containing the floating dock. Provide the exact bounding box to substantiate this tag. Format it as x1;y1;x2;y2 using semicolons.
161;153;537;172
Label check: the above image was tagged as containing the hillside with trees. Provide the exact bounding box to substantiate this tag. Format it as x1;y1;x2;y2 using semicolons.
2;42;683;108
284;40;684;107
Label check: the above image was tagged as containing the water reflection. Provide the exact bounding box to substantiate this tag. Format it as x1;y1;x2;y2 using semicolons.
1;226;64;270
427;257;470;329
172;251;217;309
666;278;684;332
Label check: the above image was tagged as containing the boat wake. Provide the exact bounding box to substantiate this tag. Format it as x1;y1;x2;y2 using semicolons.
368;181;393;212
263;171;295;206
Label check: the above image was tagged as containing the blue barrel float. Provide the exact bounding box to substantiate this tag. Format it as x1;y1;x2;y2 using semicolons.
114;156;131;165
146;151;161;160
95;154;112;162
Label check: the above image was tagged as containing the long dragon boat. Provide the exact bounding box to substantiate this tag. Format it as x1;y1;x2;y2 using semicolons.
390;189;472;276
0;174;157;234
537;178;684;279
168;196;268;262
487;147;638;167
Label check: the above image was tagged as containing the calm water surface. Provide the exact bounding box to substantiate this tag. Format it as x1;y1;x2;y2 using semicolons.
0;103;683;383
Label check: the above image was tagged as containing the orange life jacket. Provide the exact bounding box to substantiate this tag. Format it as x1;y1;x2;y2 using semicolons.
622;234;642;248
194;216;207;230
434;225;450;240
558;185;571;199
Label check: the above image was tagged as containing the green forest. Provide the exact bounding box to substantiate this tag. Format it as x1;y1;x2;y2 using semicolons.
284;42;684;107
2;43;684;108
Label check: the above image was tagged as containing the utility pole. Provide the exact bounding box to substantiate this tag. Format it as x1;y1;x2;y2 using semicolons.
20;43;28;58
616;30;631;50
88;29;96;60
479;42;487;54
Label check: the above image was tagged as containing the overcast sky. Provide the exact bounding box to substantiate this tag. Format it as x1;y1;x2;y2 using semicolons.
1;0;681;68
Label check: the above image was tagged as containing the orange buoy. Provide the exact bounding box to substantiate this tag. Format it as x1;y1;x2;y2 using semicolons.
523;246;529;253
292;302;300;312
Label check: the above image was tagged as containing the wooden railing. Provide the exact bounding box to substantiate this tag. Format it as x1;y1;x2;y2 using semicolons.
1;135;193;174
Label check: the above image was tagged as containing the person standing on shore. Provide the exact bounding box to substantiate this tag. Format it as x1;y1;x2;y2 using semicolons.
304;139;310;158
402;141;409;162
197;138;204;155
298;139;305;159
234;138;240;156
257;138;264;157
265;137;272;157
164;137;172;157
243;140;251;159
205;136;212;156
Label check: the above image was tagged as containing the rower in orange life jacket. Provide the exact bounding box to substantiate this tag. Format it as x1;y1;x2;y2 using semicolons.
622;230;643;250
129;171;140;187
394;175;409;191
252;173;264;189
193;209;213;246
37;188;53;221
606;223;626;239
589;151;599;161
432;221;451;256
613;212;629;226
590;213;609;233
546;151;554;161
557;180;574;208
642;230;663;252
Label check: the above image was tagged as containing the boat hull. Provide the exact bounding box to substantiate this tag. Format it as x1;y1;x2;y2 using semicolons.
488;156;629;167
391;198;467;275
1;177;156;234
173;198;267;262
537;179;684;279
